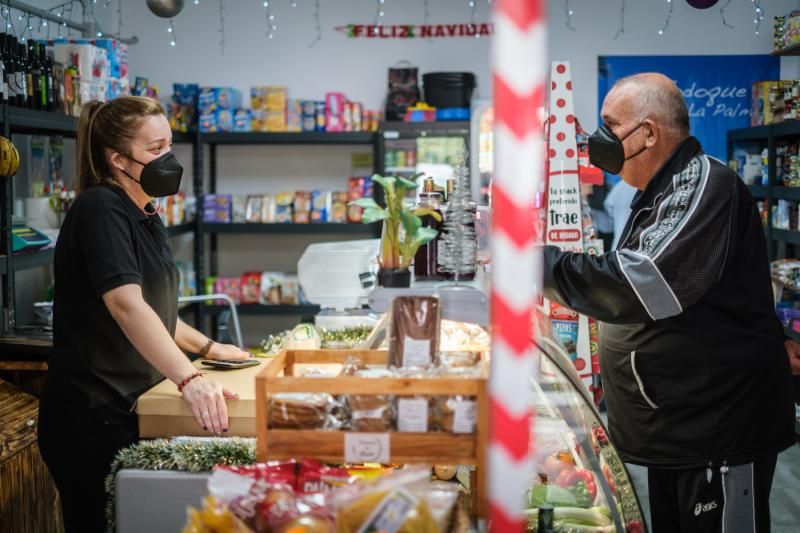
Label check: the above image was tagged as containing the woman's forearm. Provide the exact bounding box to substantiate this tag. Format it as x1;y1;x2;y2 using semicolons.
175;318;211;354
103;285;196;385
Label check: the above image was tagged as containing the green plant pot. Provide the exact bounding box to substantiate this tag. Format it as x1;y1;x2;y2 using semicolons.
377;268;411;288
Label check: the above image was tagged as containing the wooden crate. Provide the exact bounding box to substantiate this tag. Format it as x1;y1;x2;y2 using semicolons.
0;379;63;533
255;349;488;517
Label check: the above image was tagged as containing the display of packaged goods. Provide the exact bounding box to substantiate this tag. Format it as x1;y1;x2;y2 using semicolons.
203;194;232;223
169;83;199;132
246;195;264;223
261;194;276;223
315;101;326;131
325;92;346;132
198;111;217;132
293;191;312;223
389;296;442;368
233;109;252;132
311;191;332;223
251;86;287;112
259;272;284;305
198;86;241;114
240;272;262;304
347;176;365;223
352;102;363;132
250;109;268;132
281;275;300;305
216;109;234;132
275;192;294;223
287;99;302;132
215;276;241;305
266;110;286;132
774;10;800;51
331;191;349;223
232;195;248;223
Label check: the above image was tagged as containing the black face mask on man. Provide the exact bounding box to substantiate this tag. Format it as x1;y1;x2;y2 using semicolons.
588;122;647;175
120;151;183;198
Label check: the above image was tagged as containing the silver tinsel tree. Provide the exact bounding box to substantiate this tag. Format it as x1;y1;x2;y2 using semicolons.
438;150;477;282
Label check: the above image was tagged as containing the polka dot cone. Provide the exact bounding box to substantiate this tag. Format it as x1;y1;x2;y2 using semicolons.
547;61;578;173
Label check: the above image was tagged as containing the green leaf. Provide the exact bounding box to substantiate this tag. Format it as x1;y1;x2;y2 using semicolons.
361;207;388;224
372;175;396;192
348;197;381;210
397;177;419;190
413;226;439;246
399;210;422;238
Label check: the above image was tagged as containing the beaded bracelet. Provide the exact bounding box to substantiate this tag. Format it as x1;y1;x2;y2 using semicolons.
177;371;204;393
198;339;215;359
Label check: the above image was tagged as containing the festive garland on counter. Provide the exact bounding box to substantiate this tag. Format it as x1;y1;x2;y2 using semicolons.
104;437;256;532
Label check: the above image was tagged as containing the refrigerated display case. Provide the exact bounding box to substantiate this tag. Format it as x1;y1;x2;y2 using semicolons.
470;100;494;206
531;331;647;532
378;121;470;199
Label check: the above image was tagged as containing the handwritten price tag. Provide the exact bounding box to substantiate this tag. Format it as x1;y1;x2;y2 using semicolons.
345;433;391;464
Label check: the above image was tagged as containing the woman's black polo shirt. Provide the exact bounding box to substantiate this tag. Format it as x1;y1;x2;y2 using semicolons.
48;185;179;420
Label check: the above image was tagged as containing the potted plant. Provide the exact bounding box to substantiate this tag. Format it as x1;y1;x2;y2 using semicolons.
350;174;441;288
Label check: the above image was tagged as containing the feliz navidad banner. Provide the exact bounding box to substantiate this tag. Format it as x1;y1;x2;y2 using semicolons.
336;23;494;39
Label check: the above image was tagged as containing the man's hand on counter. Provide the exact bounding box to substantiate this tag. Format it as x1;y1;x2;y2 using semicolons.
205;342;252;361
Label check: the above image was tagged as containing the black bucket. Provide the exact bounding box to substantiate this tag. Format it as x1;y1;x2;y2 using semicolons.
423;72;476;109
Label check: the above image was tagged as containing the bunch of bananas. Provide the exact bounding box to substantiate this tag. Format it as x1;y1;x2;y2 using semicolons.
0;136;19;177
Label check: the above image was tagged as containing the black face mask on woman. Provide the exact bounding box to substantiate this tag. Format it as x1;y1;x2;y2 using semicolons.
588;122;647;175
121;151;183;198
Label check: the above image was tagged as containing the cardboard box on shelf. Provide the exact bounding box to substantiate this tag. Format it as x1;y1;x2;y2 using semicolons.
137;360;262;438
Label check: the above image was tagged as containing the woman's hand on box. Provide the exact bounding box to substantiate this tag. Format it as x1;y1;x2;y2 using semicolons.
181;377;239;435
206;342;252;361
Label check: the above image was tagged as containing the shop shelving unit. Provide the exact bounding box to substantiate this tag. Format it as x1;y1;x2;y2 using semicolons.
193;130;381;326
727;121;800;255
0;105;199;336
0;105;78;335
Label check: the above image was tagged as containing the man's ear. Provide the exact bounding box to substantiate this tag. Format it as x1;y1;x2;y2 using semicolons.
643;118;658;148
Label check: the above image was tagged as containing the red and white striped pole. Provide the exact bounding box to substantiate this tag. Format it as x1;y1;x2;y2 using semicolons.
489;0;545;531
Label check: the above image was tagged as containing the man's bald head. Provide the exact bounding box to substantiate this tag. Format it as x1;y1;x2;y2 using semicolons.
610;73;690;140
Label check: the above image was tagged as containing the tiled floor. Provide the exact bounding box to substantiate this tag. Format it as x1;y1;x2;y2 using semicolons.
626;443;800;532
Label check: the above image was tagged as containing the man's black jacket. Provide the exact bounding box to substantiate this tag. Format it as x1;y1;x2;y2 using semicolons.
543;137;796;468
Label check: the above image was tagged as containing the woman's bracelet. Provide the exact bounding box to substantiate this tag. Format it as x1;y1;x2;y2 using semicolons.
198;339;215;359
177;371;204;393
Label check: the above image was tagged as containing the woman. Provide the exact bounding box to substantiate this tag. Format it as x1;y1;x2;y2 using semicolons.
37;96;250;532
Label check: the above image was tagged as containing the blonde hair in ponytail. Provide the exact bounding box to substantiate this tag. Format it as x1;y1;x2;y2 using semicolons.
76;96;165;192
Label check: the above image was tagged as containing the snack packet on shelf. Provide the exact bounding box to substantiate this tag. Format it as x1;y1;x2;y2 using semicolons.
434;366;481;434
395;368;435;433
346;368;395;432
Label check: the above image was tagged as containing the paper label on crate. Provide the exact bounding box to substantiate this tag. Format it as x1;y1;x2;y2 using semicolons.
397;398;429;432
345;433;391;464
402;337;431;367
352;408;387;420
452;399;477;434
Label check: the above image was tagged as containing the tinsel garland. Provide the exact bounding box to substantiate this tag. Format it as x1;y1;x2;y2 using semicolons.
104;437;256;532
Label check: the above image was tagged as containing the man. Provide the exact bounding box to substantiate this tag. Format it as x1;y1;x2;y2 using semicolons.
542;73;796;532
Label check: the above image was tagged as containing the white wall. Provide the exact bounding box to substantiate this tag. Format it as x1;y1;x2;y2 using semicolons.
115;0;800;343
121;0;800;130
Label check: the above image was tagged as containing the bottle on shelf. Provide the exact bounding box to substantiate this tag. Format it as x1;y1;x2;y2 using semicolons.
43;45;54;112
4;34;16;107
413;177;444;281
13;37;27;108
21;42;32;109
0;33;6;105
28;39;41;111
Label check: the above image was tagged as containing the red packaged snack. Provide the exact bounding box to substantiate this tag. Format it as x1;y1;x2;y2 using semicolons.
296;459;354;494
215;277;241;305
216;460;297;486
240;272;262;304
